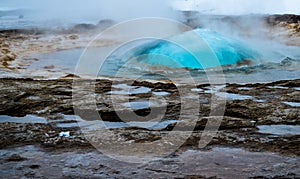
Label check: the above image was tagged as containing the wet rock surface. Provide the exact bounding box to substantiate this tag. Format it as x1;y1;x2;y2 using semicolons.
0;145;299;179
0;77;299;178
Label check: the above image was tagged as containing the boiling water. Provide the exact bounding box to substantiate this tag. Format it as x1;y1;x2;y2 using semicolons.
133;28;260;69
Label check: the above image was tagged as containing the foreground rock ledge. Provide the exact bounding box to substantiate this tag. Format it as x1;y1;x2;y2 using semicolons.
0;78;299;178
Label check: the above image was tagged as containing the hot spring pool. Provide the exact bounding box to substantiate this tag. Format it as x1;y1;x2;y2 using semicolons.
11;28;300;83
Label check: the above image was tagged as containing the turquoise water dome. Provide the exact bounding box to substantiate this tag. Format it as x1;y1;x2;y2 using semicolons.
136;28;260;69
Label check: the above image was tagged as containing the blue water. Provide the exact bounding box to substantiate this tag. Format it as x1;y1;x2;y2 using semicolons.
135;29;260;69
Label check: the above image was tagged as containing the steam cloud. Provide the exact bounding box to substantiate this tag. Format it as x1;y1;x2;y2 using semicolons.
172;0;300;15
0;0;175;23
1;0;299;24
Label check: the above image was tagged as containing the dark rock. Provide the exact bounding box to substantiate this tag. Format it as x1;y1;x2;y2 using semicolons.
29;164;40;169
266;14;300;26
165;116;255;131
6;154;27;162
71;24;97;32
59;74;80;79
98;19;115;29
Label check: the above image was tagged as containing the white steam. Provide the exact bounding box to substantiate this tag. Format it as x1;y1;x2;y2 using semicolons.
2;0;299;25
172;0;300;15
0;0;175;23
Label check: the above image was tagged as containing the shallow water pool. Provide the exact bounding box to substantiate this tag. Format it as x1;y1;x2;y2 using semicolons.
257;125;300;135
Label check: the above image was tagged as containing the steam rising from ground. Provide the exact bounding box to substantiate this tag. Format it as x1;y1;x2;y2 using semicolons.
192;15;300;62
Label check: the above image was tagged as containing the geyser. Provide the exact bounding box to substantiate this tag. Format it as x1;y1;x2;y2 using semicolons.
133;28;261;69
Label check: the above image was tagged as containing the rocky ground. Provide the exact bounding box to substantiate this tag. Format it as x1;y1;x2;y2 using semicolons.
0;78;299;178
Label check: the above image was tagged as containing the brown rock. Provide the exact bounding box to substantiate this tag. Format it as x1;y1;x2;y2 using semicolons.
2;54;15;61
59;74;81;79
68;34;79;40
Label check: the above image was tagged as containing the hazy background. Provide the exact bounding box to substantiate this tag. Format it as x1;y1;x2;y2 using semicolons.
0;0;174;23
172;0;300;15
0;0;299;23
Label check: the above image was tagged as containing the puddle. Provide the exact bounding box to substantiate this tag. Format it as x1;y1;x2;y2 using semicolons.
295;87;300;91
0;115;47;124
62;114;84;121
113;84;132;89
237;87;252;90
191;88;204;92
182;94;200;99
216;92;254;100
282;101;300;107
55;114;176;130
122;101;156;110
26;96;41;100
152;91;170;96
130;87;151;95
59;131;70;138
254;99;267;103
107;120;177;130
55;122;79;128
267;86;289;89
56;121;119;129
108;84;151;95
106;90;129;95
257;125;300;135
204;85;226;94
77;120;177;130
0;114;84;128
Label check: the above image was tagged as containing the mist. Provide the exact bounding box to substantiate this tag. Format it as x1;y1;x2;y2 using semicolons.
0;0;175;24
2;0;299;24
172;0;300;15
